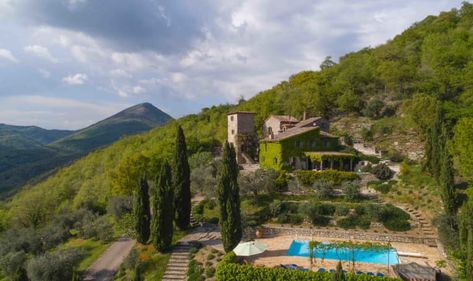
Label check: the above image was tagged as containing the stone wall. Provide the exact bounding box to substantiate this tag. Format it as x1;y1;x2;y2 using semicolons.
260;225;437;246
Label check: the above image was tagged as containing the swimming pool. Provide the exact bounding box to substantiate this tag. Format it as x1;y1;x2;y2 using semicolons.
287;240;399;265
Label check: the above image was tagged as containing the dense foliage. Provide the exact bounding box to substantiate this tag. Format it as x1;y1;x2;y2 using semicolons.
216;252;399;281
295;170;359;186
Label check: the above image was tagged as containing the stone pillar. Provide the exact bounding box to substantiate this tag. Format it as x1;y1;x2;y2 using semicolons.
330;159;333;169
320;160;323;170
350;158;353;171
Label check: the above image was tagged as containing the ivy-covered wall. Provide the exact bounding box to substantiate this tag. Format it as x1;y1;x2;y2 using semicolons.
259;128;342;170
259;142;284;170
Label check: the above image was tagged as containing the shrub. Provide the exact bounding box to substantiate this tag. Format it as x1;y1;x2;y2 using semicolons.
335;205;350;216
354;205;366;216
342;181;360;200
372;164;394;180
313;180;334;199
295;170;359;186
379;204;411;231
362;99;385;119
361;127;373;142
0;250;28;281
187;260;204;281
27;249;84;281
205;266;216;278
277;213;303;225
207;254;216;260
123;249;139;270
337;216;357;229
269;200;283;217
107;196;133;219
309;215;330;226
216;252;399;281
274;171;289;191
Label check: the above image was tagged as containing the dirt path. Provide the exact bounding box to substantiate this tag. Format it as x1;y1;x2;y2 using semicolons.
82;238;136;281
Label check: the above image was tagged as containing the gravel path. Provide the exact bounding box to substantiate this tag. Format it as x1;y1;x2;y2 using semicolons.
82;238;136;281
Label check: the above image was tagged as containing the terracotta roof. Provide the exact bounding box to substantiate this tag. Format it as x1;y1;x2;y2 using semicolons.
304;151;354;157
227;111;256;115
320;131;338;138
267;115;299;122
263;126;318;142
295;116;323;128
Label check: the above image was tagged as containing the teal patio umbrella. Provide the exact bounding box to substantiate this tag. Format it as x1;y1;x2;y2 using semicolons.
233;241;267;256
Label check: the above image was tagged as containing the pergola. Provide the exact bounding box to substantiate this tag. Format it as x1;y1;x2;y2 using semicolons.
392;262;438;281
304;151;356;171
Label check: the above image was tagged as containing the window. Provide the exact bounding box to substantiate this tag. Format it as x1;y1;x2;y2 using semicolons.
230;116;234;121
231;129;235;135
299;141;304;148
311;141;317;148
325;140;330;148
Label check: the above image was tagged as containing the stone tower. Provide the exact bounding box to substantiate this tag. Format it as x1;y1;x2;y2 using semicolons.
227;111;257;164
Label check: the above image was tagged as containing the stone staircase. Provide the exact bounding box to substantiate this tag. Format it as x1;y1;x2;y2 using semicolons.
161;243;191;281
403;206;436;237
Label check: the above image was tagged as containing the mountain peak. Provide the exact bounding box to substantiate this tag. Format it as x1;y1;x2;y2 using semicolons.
110;102;173;125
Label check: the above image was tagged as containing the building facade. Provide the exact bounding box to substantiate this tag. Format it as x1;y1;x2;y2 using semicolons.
259;116;355;171
227;111;258;164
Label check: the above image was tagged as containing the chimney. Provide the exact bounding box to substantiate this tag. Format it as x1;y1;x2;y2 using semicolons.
303;110;308;120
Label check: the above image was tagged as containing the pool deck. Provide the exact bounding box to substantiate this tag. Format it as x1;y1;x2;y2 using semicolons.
247;235;445;277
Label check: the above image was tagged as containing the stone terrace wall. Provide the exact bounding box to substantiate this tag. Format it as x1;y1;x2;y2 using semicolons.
261;225;437;246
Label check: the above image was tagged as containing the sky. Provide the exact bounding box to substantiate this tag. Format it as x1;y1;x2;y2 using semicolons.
0;0;466;129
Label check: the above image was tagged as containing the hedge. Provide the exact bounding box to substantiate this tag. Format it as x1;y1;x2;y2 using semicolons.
295;170;360;186
216;252;400;281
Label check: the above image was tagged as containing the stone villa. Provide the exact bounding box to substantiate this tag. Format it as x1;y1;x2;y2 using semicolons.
228;111;356;171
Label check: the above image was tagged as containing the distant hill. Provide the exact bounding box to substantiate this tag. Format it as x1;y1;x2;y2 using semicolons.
0;124;72;145
0;103;173;196
50;103;173;153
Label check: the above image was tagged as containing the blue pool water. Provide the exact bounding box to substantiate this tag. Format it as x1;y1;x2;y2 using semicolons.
287;240;399;265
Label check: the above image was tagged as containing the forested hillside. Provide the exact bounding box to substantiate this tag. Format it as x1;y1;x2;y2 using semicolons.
5;3;473;227
0;103;172;195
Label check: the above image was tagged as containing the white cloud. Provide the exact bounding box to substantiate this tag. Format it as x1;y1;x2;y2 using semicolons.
62;73;88;85
0;48;18;62
24;44;59;63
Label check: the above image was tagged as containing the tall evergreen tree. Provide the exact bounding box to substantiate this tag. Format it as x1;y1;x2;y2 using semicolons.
332;261;346;281
152;161;174;252
439;125;457;219
217;141;242;252
429;106;444;180
459;200;473;279
133;176;150;244
173;125;191;230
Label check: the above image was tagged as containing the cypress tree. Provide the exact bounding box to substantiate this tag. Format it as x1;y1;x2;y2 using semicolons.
133;176;151;244
217;141;242;252
430;106;444;180
152;161;174;252
174;125;191;230
332;261;345;281
439;125;456;219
